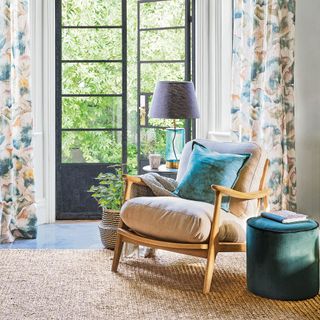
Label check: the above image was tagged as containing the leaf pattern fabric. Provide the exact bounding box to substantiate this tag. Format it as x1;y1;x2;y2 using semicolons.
0;0;37;243
231;0;296;211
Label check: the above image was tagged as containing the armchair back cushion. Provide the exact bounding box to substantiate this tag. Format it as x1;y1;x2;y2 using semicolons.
177;139;267;218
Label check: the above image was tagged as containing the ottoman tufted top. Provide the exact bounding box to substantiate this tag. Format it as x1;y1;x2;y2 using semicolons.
247;217;319;233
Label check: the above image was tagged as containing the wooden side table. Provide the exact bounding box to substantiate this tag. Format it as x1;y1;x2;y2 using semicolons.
142;164;178;179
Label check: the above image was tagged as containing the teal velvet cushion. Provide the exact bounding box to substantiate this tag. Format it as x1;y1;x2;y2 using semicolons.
248;217;318;233
173;143;250;211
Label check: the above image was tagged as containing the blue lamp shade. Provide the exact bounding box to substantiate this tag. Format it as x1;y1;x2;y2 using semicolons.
149;81;200;169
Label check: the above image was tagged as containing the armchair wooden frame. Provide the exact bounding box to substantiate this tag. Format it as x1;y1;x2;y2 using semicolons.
112;159;270;294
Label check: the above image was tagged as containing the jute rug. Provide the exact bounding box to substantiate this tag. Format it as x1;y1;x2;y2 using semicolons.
0;250;319;320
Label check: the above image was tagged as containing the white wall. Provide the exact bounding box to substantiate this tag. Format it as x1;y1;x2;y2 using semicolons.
196;0;232;140
295;0;320;222
30;0;56;224
30;0;45;224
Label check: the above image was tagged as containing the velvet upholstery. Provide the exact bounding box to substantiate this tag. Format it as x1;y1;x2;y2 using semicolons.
247;217;319;300
173;144;250;211
248;217;318;232
177;139;266;218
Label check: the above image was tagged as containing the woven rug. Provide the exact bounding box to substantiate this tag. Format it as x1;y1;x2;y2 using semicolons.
0;250;319;320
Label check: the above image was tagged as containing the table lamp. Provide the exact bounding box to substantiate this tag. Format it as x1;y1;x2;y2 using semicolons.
149;81;200;169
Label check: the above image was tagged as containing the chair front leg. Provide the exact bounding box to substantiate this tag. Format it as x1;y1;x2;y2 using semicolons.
112;178;136;272
203;191;222;294
112;220;125;272
111;236;123;272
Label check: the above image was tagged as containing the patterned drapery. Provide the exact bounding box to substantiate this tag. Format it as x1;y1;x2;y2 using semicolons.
231;0;296;211
0;0;37;243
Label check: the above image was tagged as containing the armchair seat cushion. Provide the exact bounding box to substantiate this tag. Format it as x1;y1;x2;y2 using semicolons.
120;196;246;244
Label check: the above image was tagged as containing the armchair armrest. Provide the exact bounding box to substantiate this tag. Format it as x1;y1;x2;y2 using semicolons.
123;174;146;187
210;185;270;217
123;175;147;201
211;185;270;200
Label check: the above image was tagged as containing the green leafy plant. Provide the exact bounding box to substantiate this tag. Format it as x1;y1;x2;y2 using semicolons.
88;165;125;211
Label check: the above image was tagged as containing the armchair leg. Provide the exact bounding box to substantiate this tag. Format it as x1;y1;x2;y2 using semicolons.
203;191;221;294
203;248;217;294
111;234;124;272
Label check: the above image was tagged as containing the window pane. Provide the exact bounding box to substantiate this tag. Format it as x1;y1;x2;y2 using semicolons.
62;131;122;163
62;29;122;60
62;97;122;129
62;0;122;26
140;0;185;29
127;143;138;174
140;128;166;158
62;63;122;94
140;29;185;61
141;63;185;93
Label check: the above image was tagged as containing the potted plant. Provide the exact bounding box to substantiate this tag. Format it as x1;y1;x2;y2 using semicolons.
89;165;125;249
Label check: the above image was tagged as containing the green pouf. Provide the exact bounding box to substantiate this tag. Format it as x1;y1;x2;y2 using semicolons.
247;217;319;300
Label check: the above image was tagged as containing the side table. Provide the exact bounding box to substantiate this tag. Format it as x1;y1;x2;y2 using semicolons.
142;164;178;179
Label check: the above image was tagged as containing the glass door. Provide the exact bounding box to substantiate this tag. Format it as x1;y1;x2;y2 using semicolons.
55;0;127;219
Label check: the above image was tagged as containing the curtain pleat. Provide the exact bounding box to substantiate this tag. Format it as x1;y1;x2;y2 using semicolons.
0;0;37;243
231;0;297;211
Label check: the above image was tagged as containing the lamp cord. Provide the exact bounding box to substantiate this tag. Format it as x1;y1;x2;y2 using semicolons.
172;119;178;161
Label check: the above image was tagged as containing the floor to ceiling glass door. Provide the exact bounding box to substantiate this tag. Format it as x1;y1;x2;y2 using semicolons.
55;0;127;219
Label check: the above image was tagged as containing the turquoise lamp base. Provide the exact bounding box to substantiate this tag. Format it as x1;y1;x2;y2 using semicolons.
165;128;185;169
166;159;180;169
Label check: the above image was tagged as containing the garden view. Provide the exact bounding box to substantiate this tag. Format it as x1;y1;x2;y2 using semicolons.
61;0;189;173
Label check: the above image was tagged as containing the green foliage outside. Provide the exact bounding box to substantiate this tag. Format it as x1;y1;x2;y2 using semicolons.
61;0;187;173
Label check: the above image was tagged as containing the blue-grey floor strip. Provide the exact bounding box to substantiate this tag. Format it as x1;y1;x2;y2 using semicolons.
0;222;103;249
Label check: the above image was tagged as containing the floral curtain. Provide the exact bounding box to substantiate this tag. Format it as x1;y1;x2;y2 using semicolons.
231;0;296;211
0;0;37;243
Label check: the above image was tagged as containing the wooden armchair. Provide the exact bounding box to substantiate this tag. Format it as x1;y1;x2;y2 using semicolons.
112;140;270;294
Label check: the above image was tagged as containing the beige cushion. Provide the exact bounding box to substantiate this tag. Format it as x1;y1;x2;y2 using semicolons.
177;139;267;218
120;196;246;244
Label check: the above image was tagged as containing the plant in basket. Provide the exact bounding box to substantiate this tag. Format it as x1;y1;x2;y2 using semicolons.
89;165;125;249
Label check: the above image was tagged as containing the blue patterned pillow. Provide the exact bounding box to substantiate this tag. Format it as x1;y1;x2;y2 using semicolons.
174;144;250;211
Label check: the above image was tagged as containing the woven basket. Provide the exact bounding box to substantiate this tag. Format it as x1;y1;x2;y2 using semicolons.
99;209;120;250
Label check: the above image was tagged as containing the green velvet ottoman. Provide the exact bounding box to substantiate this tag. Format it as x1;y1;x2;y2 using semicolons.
247;217;319;300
